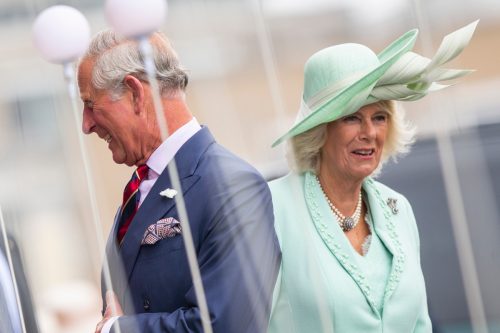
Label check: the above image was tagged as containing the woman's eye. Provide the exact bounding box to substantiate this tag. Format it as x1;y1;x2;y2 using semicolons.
343;115;359;123
373;114;387;122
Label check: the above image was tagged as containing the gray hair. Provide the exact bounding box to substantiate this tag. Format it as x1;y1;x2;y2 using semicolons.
288;100;416;174
81;29;188;99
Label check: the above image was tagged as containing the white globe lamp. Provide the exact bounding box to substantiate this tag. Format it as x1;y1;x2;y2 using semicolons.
32;5;90;64
105;0;167;38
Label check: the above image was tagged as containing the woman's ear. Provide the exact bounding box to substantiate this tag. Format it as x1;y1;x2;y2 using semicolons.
123;75;144;114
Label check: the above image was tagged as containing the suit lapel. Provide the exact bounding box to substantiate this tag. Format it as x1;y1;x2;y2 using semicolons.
362;178;407;306
118;127;214;284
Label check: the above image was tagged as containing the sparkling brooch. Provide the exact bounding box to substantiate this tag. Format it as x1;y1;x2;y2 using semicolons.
386;198;398;215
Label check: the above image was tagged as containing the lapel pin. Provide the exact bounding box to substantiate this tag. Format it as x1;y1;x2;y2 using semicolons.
160;188;177;199
386;198;399;215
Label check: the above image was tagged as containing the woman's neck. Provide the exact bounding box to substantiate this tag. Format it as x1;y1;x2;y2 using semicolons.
317;167;363;216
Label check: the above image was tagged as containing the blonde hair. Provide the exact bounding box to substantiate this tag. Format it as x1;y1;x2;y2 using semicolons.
288;100;416;174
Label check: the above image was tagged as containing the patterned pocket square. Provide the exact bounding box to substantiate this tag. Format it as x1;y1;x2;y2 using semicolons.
141;217;182;245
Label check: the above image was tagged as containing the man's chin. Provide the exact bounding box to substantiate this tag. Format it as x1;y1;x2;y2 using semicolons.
111;151;127;165
110;147;143;166
113;155;139;167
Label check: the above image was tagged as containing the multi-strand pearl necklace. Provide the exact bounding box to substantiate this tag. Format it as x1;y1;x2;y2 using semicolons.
316;176;362;232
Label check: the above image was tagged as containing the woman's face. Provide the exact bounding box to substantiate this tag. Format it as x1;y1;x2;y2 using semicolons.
320;102;390;183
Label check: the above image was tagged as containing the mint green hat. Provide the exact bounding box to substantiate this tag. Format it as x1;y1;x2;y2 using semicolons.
272;20;478;147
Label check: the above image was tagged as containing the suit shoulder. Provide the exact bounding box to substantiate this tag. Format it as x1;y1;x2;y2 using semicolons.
268;172;304;205
192;143;270;201
269;172;296;192
201;142;265;180
368;178;408;201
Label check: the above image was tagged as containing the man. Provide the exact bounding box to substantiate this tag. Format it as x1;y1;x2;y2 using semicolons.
77;30;280;333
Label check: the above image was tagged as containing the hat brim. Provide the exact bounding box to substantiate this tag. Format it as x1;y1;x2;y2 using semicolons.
272;28;419;147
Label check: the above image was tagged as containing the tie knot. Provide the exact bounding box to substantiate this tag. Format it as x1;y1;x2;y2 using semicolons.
136;164;149;181
117;164;150;244
121;165;149;205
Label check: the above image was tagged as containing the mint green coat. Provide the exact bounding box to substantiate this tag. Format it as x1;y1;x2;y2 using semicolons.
268;172;432;333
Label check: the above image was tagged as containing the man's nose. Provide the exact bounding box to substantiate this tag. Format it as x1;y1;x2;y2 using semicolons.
82;107;95;134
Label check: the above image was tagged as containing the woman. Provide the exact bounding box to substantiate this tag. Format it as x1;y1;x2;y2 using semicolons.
268;21;478;333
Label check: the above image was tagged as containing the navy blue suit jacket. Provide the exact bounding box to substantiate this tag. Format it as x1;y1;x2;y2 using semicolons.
103;127;280;332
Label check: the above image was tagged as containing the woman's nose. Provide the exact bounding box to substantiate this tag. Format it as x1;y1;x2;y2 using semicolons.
359;120;376;140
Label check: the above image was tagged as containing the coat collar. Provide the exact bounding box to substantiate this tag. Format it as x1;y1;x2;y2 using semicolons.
303;172;406;314
362;177;407;306
107;127;215;298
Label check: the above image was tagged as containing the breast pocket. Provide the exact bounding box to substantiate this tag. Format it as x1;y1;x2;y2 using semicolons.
138;234;184;262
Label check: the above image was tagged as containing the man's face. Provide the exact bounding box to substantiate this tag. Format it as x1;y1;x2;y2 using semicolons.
77;58;150;166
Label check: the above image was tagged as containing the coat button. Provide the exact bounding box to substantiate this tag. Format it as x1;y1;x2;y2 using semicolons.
143;299;151;311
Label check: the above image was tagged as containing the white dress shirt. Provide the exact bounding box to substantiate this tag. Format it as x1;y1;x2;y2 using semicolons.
102;117;201;333
139;117;202;206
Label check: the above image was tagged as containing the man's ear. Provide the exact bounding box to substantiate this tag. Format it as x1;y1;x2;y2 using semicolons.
123;75;144;114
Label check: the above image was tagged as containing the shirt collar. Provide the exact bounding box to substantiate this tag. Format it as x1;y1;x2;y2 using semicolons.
146;117;201;177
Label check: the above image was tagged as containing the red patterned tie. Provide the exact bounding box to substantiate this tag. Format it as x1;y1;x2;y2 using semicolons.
117;164;149;244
